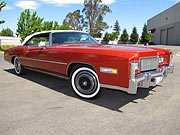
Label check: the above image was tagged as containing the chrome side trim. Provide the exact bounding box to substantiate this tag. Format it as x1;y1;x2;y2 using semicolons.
25;67;69;80
20;57;67;65
100;84;128;92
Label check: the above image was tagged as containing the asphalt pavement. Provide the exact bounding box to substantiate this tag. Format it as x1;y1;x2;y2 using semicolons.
0;45;180;135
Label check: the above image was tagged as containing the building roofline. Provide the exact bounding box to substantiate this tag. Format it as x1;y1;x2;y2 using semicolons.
148;2;180;21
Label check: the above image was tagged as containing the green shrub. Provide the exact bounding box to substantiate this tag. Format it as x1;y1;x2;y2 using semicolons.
0;45;16;51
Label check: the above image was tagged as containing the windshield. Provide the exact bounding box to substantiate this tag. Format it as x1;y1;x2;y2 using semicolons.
52;32;98;45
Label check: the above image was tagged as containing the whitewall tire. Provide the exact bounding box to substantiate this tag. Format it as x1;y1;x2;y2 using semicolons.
14;57;26;75
71;67;100;99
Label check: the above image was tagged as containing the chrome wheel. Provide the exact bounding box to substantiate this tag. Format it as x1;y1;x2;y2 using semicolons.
71;67;100;99
14;57;21;74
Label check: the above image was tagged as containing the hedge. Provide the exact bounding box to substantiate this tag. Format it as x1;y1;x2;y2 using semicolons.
0;45;16;51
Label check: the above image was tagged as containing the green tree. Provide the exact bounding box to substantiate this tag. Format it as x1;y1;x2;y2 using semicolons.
0;28;13;36
103;32;119;42
103;32;111;42
130;27;139;43
16;9;44;41
41;21;61;31
82;0;111;37
120;29;129;43
141;23;152;43
53;21;61;30
63;10;85;31
113;20;120;34
110;32;119;41
59;25;71;30
0;1;6;24
93;32;102;38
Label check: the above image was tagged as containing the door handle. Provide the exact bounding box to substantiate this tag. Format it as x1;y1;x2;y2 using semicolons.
39;47;47;53
42;47;46;50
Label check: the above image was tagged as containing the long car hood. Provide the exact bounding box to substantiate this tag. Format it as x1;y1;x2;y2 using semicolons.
55;44;159;58
93;44;159;58
94;44;157;52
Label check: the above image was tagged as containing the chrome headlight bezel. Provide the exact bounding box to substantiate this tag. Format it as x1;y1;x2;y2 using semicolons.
169;54;173;65
134;62;139;71
159;56;164;64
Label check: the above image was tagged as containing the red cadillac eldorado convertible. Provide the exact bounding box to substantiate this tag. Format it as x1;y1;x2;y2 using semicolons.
4;30;174;99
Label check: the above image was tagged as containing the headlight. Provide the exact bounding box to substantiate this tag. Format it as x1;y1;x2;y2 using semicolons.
159;57;164;64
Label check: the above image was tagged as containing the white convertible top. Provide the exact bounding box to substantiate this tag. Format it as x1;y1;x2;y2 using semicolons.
22;30;88;45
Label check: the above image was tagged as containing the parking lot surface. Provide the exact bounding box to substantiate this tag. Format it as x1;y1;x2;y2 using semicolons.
0;45;180;135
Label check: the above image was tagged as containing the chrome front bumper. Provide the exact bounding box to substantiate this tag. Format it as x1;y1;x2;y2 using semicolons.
100;64;174;95
127;64;174;94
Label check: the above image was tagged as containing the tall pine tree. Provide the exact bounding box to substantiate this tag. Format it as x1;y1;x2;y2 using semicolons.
113;20;120;34
141;23;152;43
120;29;129;43
130;27;139;43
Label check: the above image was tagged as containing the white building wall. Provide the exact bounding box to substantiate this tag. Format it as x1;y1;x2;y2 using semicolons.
0;36;21;45
147;2;180;45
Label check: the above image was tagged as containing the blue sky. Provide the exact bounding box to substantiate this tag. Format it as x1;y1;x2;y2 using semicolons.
0;0;180;36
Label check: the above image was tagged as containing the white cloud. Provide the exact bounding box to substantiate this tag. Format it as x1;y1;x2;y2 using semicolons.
102;0;115;5
41;0;83;6
3;5;12;10
41;0;115;6
16;0;39;10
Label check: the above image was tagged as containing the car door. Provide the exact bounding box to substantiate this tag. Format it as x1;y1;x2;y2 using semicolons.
36;32;69;75
21;33;50;69
21;32;68;76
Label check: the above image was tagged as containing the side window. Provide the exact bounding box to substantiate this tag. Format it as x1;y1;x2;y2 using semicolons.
52;32;98;45
25;33;50;47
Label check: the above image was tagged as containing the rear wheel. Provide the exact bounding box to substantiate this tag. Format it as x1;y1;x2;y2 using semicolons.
14;57;26;75
70;67;100;99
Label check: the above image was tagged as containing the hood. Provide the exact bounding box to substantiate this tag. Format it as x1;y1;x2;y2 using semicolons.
54;43;157;52
53;44;159;60
95;44;159;60
95;44;157;52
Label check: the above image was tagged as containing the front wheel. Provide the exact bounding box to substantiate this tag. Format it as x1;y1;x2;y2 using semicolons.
70;67;101;99
14;57;26;75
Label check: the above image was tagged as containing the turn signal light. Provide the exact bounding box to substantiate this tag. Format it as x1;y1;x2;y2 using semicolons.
137;82;141;86
100;67;118;74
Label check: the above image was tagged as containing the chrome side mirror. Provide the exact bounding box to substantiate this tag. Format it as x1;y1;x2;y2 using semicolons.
38;41;46;47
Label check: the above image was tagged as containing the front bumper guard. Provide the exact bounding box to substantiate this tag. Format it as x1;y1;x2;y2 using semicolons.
127;64;174;94
100;64;174;94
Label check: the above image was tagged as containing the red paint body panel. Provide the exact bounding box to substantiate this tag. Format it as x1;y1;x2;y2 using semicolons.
4;44;172;88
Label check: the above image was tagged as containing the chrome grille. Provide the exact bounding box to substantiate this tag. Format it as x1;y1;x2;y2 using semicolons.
140;57;159;71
